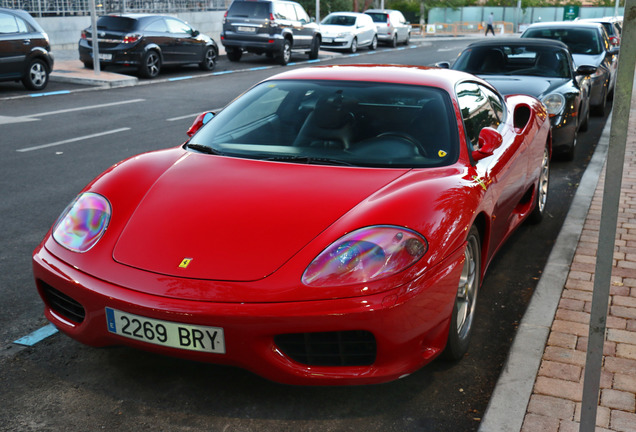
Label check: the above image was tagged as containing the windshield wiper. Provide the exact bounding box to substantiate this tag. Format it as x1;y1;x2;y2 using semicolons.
185;143;222;155
263;155;355;166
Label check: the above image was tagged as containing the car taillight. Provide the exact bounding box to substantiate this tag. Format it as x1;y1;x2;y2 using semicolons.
123;34;140;43
223;10;227;23
269;12;275;21
387;16;391;26
81;30;87;39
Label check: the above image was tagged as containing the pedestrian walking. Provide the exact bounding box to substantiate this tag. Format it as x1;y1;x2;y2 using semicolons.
485;12;495;36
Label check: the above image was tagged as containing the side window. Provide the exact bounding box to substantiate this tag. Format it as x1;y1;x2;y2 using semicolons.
294;4;310;23
456;82;501;150
166;18;192;34
274;3;294;20
0;12;21;34
145;19;168;32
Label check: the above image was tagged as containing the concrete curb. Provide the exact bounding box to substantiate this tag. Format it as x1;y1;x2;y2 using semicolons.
478;115;612;431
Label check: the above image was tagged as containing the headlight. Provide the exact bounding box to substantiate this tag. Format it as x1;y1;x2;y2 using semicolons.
541;93;565;116
52;192;111;253
302;226;427;287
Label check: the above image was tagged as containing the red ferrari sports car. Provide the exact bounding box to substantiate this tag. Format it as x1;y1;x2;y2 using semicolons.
33;65;551;385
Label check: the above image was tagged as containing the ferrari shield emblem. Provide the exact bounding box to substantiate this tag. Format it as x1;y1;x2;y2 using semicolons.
179;258;193;269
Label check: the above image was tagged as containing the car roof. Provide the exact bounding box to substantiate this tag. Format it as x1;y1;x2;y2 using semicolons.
0;7;45;29
364;9;400;13
467;37;569;50
266;64;485;94
325;12;367;16
524;21;605;31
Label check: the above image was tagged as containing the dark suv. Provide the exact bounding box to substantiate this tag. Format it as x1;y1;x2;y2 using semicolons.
79;14;218;78
221;0;321;65
0;7;54;91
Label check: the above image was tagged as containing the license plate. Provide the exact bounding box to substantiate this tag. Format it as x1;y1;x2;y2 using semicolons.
323;37;333;43
237;26;256;33
105;307;225;354
98;53;112;61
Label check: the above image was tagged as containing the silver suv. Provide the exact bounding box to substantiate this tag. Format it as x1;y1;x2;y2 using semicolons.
364;9;410;47
221;0;321;65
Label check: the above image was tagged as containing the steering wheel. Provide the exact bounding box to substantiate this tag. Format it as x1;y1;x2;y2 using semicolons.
377;132;428;157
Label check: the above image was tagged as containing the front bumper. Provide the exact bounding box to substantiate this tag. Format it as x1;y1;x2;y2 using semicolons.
33;243;463;385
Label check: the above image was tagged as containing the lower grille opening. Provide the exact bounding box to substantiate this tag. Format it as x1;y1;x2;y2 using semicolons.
274;330;376;366
40;282;86;324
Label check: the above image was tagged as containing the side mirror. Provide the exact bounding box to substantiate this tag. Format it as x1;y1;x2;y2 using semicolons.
435;61;451;69
187;111;214;137
576;64;597;76
191;29;200;37
472;127;503;161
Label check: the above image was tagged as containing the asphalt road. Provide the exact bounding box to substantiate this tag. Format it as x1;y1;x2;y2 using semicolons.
0;39;610;431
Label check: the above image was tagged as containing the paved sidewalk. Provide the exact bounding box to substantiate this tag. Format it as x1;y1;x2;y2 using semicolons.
481;80;636;431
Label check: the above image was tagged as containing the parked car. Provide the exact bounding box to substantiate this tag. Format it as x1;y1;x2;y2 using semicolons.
320;12;377;52
78;14;218;78
578;17;622;47
221;0;321;66
0;7;54;90
439;38;594;160
364;9;410;47
521;21;618;116
33;64;551;385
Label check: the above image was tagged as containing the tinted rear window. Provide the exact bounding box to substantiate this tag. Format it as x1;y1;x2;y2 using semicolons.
227;1;271;18
523;27;602;55
366;13;388;23
96;16;139;32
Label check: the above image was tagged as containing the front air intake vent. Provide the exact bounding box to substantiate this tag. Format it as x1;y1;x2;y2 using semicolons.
275;330;376;366
40;282;86;324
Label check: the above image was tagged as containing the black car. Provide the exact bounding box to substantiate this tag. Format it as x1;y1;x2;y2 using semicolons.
79;14;218;78
438;38;595;160
0;7;54;91
521;21;619;116
221;0;321;66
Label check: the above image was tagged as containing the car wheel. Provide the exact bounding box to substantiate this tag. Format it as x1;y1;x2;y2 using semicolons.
349;37;358;53
561;124;577;161
528;146;550;224
369;35;378;50
199;46;217;71
443;225;481;361
22;58;49;91
579;102;589;132
278;39;292;66
82;61;93;69
139;50;161;78
403;32;410;45
308;36;320;60
226;48;242;62
592;86;607;117
390;34;397;48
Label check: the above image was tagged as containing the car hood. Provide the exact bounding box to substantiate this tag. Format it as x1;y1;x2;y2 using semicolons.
478;75;569;99
572;52;604;69
112;153;408;281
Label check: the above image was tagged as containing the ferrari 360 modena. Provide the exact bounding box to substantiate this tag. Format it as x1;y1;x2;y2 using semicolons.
33;65;551;385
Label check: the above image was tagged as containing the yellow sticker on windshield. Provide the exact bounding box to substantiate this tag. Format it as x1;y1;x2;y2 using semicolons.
438;150;447;157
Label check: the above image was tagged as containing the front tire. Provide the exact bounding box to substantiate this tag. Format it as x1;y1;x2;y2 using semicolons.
139;50;161;78
443;225;481;361
528;146;550;224
22;58;49;90
592;86;607;116
308;36;320;60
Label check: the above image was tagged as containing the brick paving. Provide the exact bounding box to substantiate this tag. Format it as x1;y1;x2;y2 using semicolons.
521;103;636;432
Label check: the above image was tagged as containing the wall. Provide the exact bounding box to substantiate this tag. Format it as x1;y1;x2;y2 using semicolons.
35;11;226;52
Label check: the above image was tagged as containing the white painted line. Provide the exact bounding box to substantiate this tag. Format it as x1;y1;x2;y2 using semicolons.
16;128;131;152
28;99;145;118
167;113;200;122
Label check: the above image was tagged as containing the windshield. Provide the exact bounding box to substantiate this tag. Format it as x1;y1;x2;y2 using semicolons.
454;45;571;78
523;28;603;55
322;15;356;26
188;80;459;168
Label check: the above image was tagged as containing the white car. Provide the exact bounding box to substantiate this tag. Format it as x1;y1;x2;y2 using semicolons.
365;9;410;47
320;12;377;53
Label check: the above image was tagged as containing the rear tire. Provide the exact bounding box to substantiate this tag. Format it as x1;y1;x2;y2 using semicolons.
278;39;291;65
528;146;550;224
139;50;161;78
199;46;217;71
226;48;242;62
369;35;378;50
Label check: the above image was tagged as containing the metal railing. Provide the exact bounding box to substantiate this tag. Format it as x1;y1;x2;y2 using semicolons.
0;0;230;16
